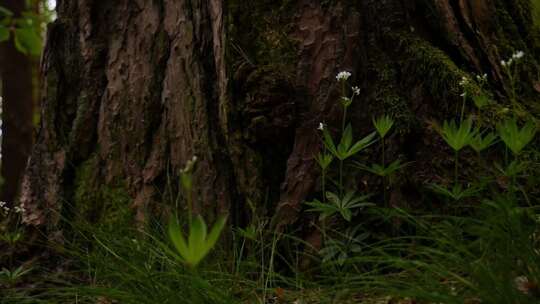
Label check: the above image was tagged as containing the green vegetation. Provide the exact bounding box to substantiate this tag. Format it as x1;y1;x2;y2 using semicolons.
2;55;539;302
0;3;51;56
1;0;540;299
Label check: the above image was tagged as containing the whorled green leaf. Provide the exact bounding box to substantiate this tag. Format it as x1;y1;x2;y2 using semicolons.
315;152;334;170
438;118;476;152
168;215;227;268
497;118;537;155
353;159;409;177
373;115;395;139
427;183;482;201
469;130;497;153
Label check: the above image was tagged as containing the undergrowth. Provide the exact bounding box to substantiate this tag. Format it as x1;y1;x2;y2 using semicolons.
1;51;540;303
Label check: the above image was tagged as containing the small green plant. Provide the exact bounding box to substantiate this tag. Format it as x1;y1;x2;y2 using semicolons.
168;214;227;268
497;118;537;155
437;117;476;184
322;124;377;162
319;226;368;266
0;266;32;286
469;130;498;153
354;115;407;206
168;156;227;268
306;190;373;222
427;183;482;202
373;115;394;139
438;117;476;153
355;159;407;178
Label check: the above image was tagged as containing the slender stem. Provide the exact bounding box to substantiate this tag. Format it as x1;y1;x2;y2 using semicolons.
342;107;348;135
340;81;347;198
382;138;386;207
512;154;518;194
321;166;327;243
339;160;344;197
454;149;459;185
187;189;193;228
460;95;466;123
322;169;326;204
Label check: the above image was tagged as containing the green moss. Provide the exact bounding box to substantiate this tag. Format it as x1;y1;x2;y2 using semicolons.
73;155;132;228
398;34;463;101
227;0;297;71
367;58;417;133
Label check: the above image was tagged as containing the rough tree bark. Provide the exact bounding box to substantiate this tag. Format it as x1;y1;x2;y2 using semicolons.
20;0;540;234
0;0;35;204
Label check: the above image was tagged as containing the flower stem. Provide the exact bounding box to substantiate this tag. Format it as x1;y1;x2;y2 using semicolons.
454;149;459;185
382;138;387;207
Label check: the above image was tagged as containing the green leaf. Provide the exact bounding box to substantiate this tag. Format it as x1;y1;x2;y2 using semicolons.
168;218;189;261
438;118;476;152
168;215;227;268
354;159;409;177
497;118;536;155
0;26;9;42
340;208;352;222
346;132;377;158
373;115;395;138
427;183;481;201
189;215;208;264
322;128;337;156
205;215;227;253
305;199;338;220
0;6;12;17
14;27;42;56
469;130;497;153
315;152;333;170
472;94;491;109
337;124;353;157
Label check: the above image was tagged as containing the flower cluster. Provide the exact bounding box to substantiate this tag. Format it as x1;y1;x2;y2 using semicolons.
14;205;25;214
0;201;26;215
459;76;470;87
318;122;325;131
336;71;351;81
0;201;9;214
501;50;524;67
475;73;488;82
352;86;360;96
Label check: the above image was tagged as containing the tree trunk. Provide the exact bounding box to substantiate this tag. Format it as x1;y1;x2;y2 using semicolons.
20;0;540;232
0;0;35;204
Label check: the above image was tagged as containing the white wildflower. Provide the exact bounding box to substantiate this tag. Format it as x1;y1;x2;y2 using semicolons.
317;122;325;131
14;205;25;214
512;50;524;60
460;92;466;97
352;86;360;95
0;201;6;208
476;73;487;81
459;76;469;86
336;71;351;81
501;60;507;67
